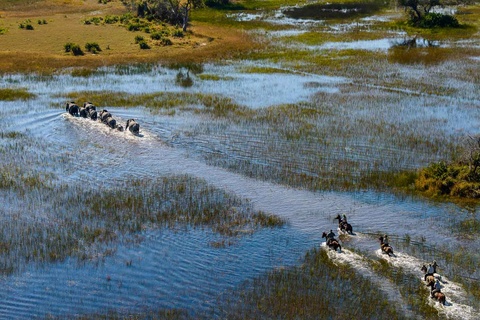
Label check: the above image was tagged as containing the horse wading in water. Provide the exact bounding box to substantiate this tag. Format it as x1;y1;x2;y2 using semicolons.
378;236;394;256
427;280;446;305
321;231;342;252
334;214;353;234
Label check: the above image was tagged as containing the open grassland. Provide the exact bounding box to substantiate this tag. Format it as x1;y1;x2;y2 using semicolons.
0;0;259;74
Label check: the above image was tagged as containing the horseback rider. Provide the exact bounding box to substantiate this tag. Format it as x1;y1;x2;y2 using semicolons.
326;229;336;244
424;263;435;281
342;214;347;224
432;260;439;274
431;279;441;298
382;234;389;246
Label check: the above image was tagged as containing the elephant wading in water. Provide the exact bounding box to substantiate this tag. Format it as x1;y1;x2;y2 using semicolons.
125;119;140;134
84;102;97;121
99;109;123;131
65;102;80;116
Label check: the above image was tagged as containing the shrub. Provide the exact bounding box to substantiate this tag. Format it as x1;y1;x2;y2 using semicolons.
419;13;460;28
85;42;102;53
84;17;103;25
104;15;119;24
64;42;75;53
139;41;150;49
150;32;162;40
71;44;84;56
161;38;173;46
173;30;184;38
134;35;145;43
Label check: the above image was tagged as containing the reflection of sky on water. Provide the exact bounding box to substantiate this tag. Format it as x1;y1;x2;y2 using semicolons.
1;63;345;109
0;227;313;318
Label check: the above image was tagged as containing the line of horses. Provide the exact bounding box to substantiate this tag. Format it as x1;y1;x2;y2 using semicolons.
321;214;355;252
422;263;446;305
65;101;140;134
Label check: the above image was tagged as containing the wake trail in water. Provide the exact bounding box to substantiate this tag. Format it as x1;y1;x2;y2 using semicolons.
375;250;477;319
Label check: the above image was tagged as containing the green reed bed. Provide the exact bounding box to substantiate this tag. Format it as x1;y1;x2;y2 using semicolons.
0;88;36;101
212;247;399;319
0;174;284;274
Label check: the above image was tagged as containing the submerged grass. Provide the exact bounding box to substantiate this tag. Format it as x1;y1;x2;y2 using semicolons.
0;88;36;101
0;173;284;274
214;247;399;319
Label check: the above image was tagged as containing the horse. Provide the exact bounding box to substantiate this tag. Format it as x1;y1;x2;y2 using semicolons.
426;281;446;305
321;232;342;252
125;119;140;134
334;214;353;234
65;102;79;116
378;236;394;256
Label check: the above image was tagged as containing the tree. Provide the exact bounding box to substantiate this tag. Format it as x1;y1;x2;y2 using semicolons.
137;0;204;31
399;0;441;23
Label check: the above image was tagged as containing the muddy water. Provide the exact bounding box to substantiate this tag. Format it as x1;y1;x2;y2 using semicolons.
0;50;479;319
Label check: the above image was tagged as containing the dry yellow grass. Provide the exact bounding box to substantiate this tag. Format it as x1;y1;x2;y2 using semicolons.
0;0;258;73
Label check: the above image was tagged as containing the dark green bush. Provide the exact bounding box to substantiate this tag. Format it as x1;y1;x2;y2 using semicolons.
173;30;184;38
64;42;75;53
139;41;150;49
161;38;173;46
85;42;102;53
134;35;145;43
419;13;460;28
104;15;119;24
71;44;84;56
150;32;162;40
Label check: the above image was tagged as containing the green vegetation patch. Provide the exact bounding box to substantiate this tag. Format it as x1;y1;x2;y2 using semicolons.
0;88;36;101
0;174;284;274
218;247;399;318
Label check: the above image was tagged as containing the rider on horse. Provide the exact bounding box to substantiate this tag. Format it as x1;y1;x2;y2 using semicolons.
430;279;442;298
326;229;336;245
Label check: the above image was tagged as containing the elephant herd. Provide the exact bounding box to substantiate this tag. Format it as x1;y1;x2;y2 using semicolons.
65;101;140;134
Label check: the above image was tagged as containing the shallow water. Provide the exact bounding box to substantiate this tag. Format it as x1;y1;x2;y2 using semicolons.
0;78;478;318
1;8;480;318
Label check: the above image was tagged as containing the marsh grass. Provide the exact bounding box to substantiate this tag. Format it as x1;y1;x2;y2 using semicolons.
214;247;399;319
0;88;36;101
0;173;283;274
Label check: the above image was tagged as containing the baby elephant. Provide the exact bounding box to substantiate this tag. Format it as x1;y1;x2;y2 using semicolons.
65;101;80;116
125;119;140;134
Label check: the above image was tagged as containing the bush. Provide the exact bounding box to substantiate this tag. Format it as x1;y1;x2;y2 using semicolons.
161;38;173;46
71;44;84;56
419;13;460;28
64;42;75;53
104;15;119;24
173;30;184;38
85;42;102;53
139;41;150;49
150;32;162;40
134;35;145;43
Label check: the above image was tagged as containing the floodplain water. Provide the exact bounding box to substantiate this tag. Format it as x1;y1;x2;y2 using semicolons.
0;4;479;319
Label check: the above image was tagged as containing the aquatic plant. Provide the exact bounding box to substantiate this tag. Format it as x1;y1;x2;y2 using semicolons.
0;88;36;101
215;247;399;319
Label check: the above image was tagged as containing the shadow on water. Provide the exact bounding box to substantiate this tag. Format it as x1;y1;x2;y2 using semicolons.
283;1;385;20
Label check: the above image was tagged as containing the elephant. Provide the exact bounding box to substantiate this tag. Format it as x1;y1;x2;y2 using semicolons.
125;119;140;134
65;102;80;116
79;107;88;118
104;116;116;129
99;110;112;123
